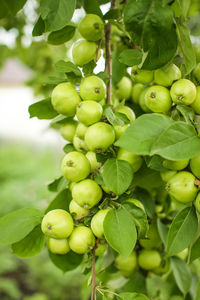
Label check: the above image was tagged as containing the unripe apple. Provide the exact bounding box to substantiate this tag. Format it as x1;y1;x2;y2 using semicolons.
131;66;154;84
139;223;162;249
41;209;74;239
126;198;144;210
76;101;103;126
79;76;106;102
131;83;145;104
69;226;95;254
72;40;97;67
154;64;181;87
47;237;70;255
170;79;196;105
138;249;161;270
153;259;170;275
116;106;135;123
139;88;151;112
91;208;110;238
95;241;107;256
51;83;81;116
76;122;88;139
101;184;111;194
117;148;143;172
116;76;132;100
61;151;90;182
195;193;200;214
86;151;101;170
190;153;200;178
162;159;189;171
60;120;78;142
166;171;198;203
78;14;104;41
145;85;172;113
191;86;200;114
69;200;89;218
115;251;137;277
73;135;89;152
160;170;177;182
85;122;115;152
72;179;102;208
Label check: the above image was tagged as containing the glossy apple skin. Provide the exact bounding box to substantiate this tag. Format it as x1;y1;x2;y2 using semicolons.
78;14;104;41
69;200;89;218
170;79;196;105
131;66;154;84
76;122;88;139
76;101;103;126
91;208;110;238
61;151;90;182
51;83;81;116
166;171;198;203
41;209;74;239
117;148;143;173
73;135;89;153
116;106;135;123
72;39;97;67
145;85;172;113
154;64;181;87
138;249;161;270
131;83;145;104
79;76;106;102
160;170;177;182
47;237;70;255
95;241;107;256
191;86;200;114
69;226;95;254
195;193;200;214
162;159;189;171
60;120;78;142
139;223;162;249
139;88;151;112
86;151;101;170
114;124;129;140
190;153;200;178
116;76;132;100
72;179;102;208
85;122;115;152
115;251;137;277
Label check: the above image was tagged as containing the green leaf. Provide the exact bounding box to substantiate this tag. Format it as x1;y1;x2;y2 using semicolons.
32;16;45;36
0;0;27;17
103;9;121;20
102;158;133;195
176;22;196;75
157;219;168;247
29;98;58;120
145;155;166;172
82;60;97;77
124;0;177;69
96;72;110;84
49;250;83;272
176;105;195;125
118;49;143;67
48;25;76;45
47;176;69;192
116;114;200;160
0;208;43;246
133;166;163;189
45;189;72;213
119;292;149;300
171;257;192;295
40;0;76;32
104;207;137;257
112;51;127;85
63;143;76;154
12;225;45;258
167;206;198;257
55;60;82;77
195;281;200;300
132;188;155;219
190;236;200;262
83;0;103;18
121;271;146;294
103;105;127;126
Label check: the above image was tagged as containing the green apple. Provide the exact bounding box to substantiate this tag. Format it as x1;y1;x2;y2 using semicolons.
72;179;102;208
190;153;200;178
86;151;101;170
72;39;97;66
69;226;95;254
79;76;106;102
41;209;74;239
95;241;107;256
73;135;89;153
76;101;103;126
51;82;81;116
69;182;76;192
145;85;172;113
160;170;177;182
76;122;88;139
191;86;200;114
139;223;162;249
176;248;188;260
170;79;196;105
131;66;154;84
60;120;78;142
166;171;198;203
138;249;161;270
116;76;132;100
153;259;170;275
154;64;181;87
126;198;144;210
85;122;115;152
69;200;89;218
115;251;137;277
47;237;70;255
139;88;151;112
162;159;189;170
195;193;200;214
78;14;104;41
116;106;135;123
61;151;90;182
193;63;200;83
117;148;143;172
114;124;129;140
101;184;111;194
91;208;110;238
131;83;145;104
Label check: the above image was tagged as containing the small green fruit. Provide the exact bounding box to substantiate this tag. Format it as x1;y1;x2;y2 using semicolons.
72;40;97;66
145;85;172;113
131;83;145;104
116;106;135;123
170;79;196;105
162;159;189;171
160;170;177;182
139;223;162;249
78;14;104;41
114;124;129;140
138;249;161;270
154;64;181;87
47;237;70;255
117;148;142;172
76;122;88;139
115;251;137;277
139;88;151;112
91;208;110;238
195;193;200;214
69;226;95;254
116;76;132;100
191;86;200;114
73;135;89;152
60;120;78;142
95;241;107;256
76;101;103;125
131;66;154;84
86;151;101;170
190;153;200;178
69;200;89;218
79;76;106;102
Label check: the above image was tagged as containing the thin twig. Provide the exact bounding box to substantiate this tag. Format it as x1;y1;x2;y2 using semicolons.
95;39;102;63
75;213;92;222
195;178;200;186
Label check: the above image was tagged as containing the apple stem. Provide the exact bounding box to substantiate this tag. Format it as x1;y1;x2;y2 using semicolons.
195;178;200;186
91;247;96;300
105;0;116;105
